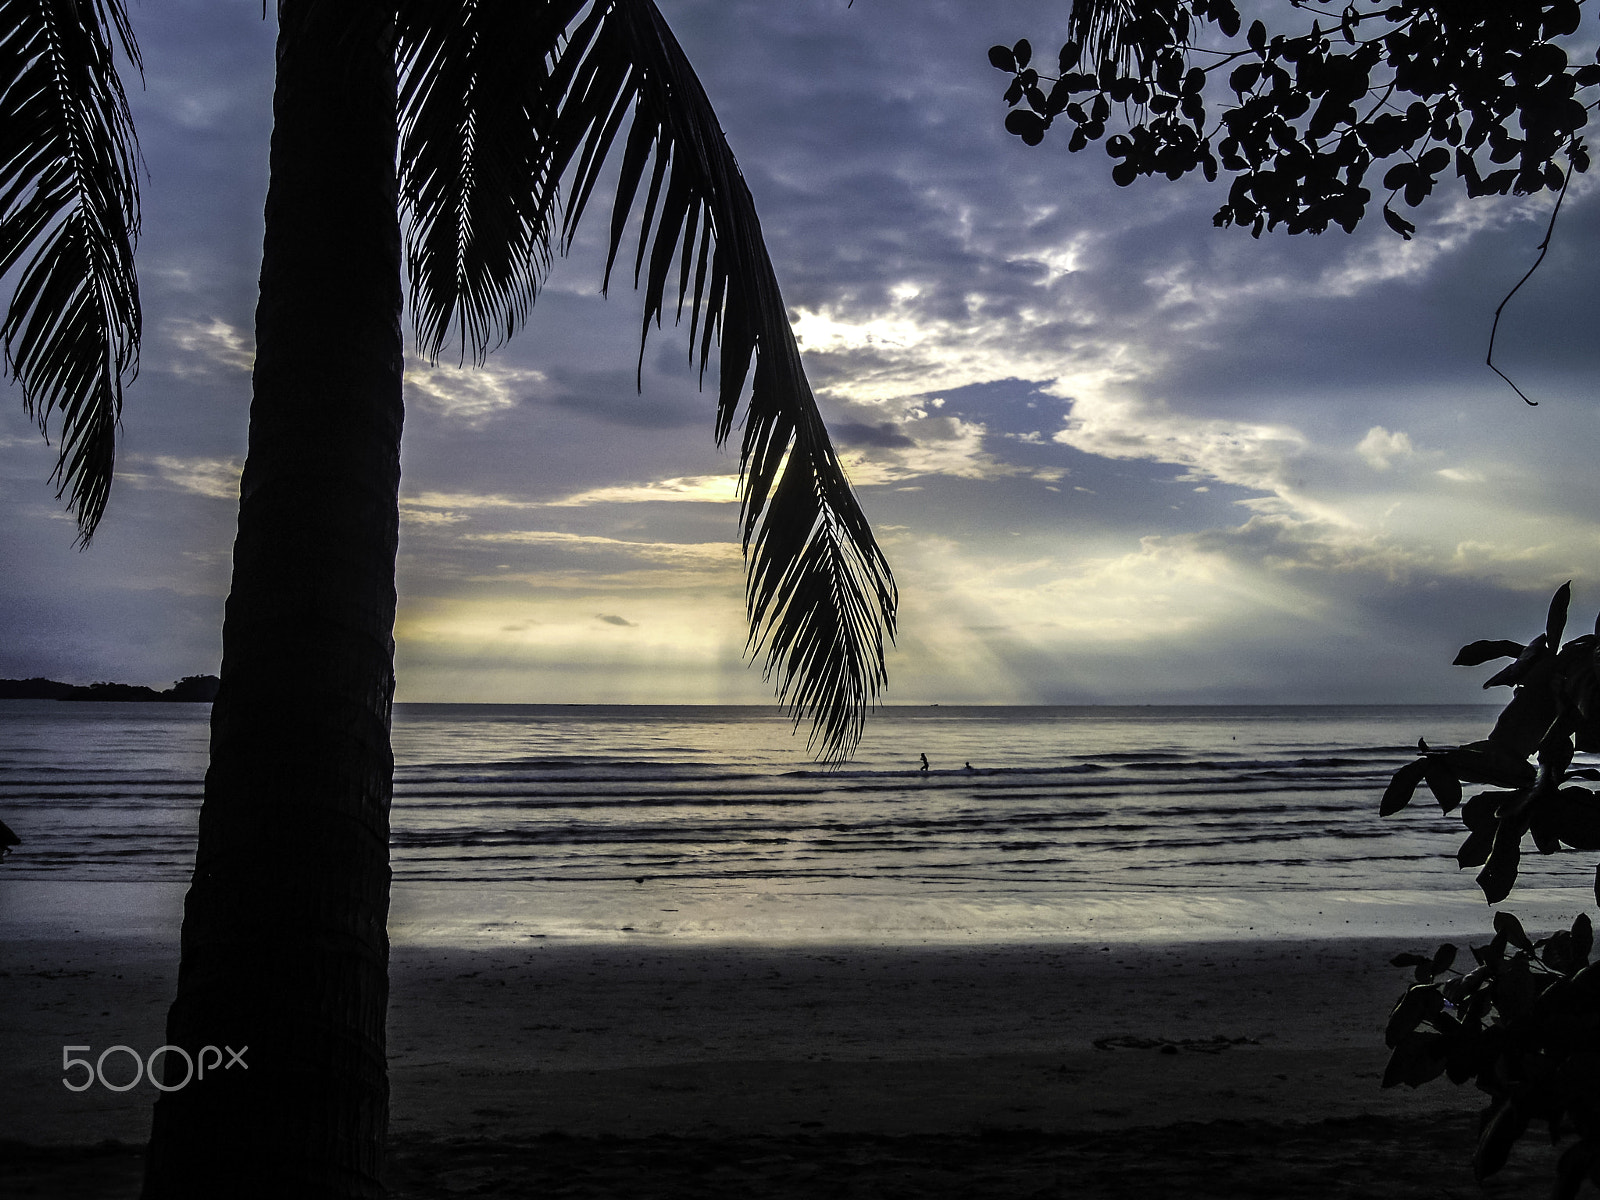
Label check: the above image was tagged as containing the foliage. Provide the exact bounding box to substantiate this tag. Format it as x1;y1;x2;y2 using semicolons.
1385;912;1600;1193
988;0;1597;239
1380;584;1600;1190
1380;583;1600;905
0;0;142;542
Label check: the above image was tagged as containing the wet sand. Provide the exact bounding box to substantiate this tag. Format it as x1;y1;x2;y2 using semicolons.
1;931;1558;1197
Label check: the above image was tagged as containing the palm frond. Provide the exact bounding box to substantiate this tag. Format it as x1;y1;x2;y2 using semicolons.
550;0;897;761
393;0;896;758
1071;0;1193;76
396;0;589;363
0;0;141;543
1069;0;1136;62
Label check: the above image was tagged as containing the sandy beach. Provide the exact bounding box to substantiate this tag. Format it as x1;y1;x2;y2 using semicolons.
0;927;1565;1197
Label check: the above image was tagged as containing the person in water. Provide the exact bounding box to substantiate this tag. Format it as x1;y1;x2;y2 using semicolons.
919;753;929;772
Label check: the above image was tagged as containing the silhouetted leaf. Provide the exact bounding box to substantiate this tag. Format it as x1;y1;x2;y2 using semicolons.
1383;1031;1447;1087
1458;743;1538;786
1548;582;1572;648
988;44;1017;72
1556;630;1596;665
1494;911;1533;952
1424;764;1463;813
1382;204;1415;239
1487;687;1561;759
1572;913;1593;964
1538;714;1576;768
1005;109;1048;145
1441;968;1480;1007
1454;640;1526;667
1540;931;1577;975
1386;984;1445;1047
397;0;575;364
1495;955;1540;1019
1458;828;1494;869
1432;944;1458;977
1229;62;1261;94
1445;1032;1486;1084
1460;791;1505;833
1531;806;1563;855
1484;635;1550;689
1381;759;1428;816
1550;789;1600;851
1478;824;1522;904
0;0;144;543
538;0;897;761
1476;1098;1533;1181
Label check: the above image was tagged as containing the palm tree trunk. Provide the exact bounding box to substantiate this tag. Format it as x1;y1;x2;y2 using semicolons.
143;3;402;1196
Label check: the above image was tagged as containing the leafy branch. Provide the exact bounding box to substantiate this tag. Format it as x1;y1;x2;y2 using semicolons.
1381;584;1600;1191
1380;583;1600;906
989;0;1597;239
1385;912;1600;1192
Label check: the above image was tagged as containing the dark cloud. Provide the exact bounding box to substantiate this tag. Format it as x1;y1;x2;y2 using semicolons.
832;421;915;448
543;363;704;431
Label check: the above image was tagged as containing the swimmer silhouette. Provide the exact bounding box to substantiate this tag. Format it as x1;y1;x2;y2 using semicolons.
919;753;929;772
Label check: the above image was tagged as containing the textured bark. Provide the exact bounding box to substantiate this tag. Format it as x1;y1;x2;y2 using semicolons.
142;3;403;1197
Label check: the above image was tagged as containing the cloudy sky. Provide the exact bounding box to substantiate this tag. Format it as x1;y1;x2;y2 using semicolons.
2;0;1597;710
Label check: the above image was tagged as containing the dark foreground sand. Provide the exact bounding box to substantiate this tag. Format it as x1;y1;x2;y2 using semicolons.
0;935;1564;1197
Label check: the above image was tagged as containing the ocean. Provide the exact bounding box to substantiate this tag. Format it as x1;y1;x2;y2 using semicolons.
1;701;1594;943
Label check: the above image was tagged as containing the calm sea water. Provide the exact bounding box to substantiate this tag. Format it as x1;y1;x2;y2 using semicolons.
2;701;1593;941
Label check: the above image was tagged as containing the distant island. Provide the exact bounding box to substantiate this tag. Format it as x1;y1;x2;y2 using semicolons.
0;674;221;702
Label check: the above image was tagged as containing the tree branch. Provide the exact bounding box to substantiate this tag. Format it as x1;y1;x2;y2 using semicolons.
1487;167;1572;408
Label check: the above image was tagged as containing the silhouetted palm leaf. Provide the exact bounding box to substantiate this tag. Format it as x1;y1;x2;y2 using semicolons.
397;0;582;362
1065;0;1228;72
398;0;897;760
563;0;896;761
0;0;141;542
1068;0;1141;67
